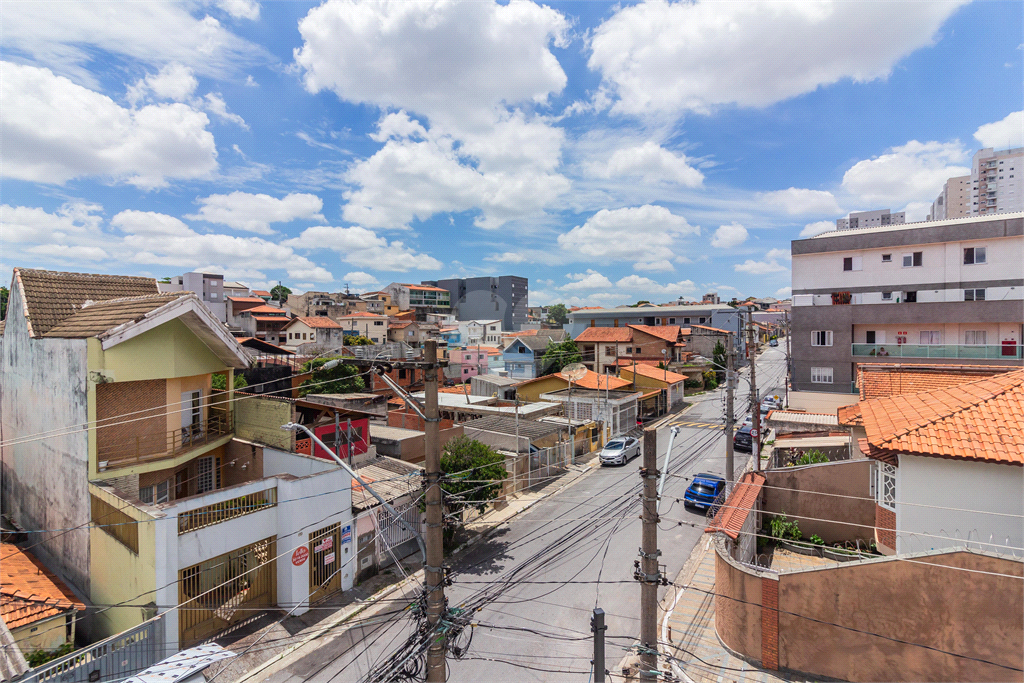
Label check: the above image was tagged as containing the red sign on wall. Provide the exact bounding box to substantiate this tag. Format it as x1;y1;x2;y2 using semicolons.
292;546;309;566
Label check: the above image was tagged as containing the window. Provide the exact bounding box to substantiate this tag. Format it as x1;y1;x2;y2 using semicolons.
374;320;383;326
302;333;307;340
904;291;917;303
963;247;987;264
683;317;690;325
877;463;897;511
196;457;215;495
842;256;862;271
140;480;170;505
865;331;876;344
964;288;986;301
604;345;615;356
919;331;941;345
699;317;707;324
811;330;833;347
811;367;833;384
902;252;923;267
965;330;987;345
518;347;526;354
881;254;892;263
398;368;407;380
668;318;675;324
881;291;893;301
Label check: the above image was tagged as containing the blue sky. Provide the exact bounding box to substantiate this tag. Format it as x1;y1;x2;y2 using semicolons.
2;0;1022;306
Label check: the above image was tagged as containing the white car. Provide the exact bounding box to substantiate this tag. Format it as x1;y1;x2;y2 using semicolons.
599;437;641;466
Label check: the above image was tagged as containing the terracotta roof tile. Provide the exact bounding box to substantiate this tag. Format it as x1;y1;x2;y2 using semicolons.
857;363;1016;400
836;403;863;426
706;472;765;540
244;305;288;315
339;312;386;319
42;293;188;338
252;290;271;297
574;327;633;343
514;370;631;391
15;268;158;337
858;370;1024;466
628;325;681;342
621;364;687;384
288;316;342;329
251;315;290;323
226;296;266;303
690;324;730;334
1;544;84;629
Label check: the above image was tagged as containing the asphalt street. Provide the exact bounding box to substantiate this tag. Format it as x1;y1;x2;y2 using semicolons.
267;345;789;683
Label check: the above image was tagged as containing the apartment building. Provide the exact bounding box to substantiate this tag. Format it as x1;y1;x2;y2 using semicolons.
790;213;1024;393
565;304;745;357
835;209;905;231
969;147;1023;216
383;283;450;320
158;272;229;322
424;276;528;331
927;175;970;221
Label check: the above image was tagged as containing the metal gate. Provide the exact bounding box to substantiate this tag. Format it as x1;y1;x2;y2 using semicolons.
308;523;342;604
23;617;162;683
178;536;277;647
374;503;420;564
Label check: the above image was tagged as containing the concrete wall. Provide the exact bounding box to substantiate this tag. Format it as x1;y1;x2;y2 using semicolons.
715;537;1024;682
897;454;1024;554
235;395;294;451
0;282;92;598
788;390;859;413
762;460;875;545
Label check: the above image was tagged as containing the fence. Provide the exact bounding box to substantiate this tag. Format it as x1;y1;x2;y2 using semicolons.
373;501;421;564
98;412;232;468
21;618;163;683
177;487;277;534
502;443;572;496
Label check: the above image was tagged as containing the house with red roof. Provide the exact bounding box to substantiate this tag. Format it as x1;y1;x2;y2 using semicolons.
281;315;343;349
574;324;686;375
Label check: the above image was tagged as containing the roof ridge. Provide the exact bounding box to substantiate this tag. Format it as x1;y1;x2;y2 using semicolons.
81;291;187;308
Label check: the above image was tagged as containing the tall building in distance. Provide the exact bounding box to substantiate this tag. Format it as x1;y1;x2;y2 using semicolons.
424;276;528;330
928;175;971;221
970;147;1023;216
836;209;905;231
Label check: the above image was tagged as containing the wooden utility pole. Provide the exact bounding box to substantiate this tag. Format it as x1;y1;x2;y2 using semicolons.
638;426;660;681
725;333;735;493
423;341;446;681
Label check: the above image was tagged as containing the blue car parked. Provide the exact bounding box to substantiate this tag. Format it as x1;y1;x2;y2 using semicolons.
684;473;725;511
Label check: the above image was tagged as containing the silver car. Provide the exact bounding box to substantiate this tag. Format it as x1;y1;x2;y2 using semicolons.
599;437;641;466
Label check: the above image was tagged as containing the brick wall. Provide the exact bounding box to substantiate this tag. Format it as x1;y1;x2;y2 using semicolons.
388;409;456;431
875;504;896;551
96;379;167;459
761;577;780;670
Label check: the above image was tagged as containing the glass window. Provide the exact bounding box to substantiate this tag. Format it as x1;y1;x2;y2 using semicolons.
196;457;215;495
919;331;941;345
811;367;833;384
879;463;897;511
964;289;986;301
811;330;833;347
964;247;987;264
881;292;893;300
902;252;923;267
881;254;892;262
965;330;987;345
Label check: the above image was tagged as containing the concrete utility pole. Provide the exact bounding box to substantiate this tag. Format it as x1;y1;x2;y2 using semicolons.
638;426;660;681
725;333;735;493
423;340;446;681
591;608;606;683
747;314;760;472
785;310;792;407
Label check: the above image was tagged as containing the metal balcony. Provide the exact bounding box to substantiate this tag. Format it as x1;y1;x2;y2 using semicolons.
97;411;233;469
851;344;1022;360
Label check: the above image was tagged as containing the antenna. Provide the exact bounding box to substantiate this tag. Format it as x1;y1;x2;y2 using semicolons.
559;363;587;381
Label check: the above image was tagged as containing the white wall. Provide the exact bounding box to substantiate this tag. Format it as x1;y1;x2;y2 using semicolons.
896;454;1024;555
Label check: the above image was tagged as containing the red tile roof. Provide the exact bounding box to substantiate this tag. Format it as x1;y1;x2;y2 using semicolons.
836;403;863;426
390;321;413;329
252;290;271;297
245;305;289;315
857;363;1016;400
514;370;632;391
339;311;386;319
858;370;1024;466
288;316;342;329
406;284;448;292
628;324;681;342
1;543;85;629
227;296;266;303
251;315;290;323
705;472;765;539
621;363;688;384
574;327;633;343
691;324;731;334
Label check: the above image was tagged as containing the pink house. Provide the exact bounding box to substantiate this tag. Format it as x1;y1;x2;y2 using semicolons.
449;347;495;380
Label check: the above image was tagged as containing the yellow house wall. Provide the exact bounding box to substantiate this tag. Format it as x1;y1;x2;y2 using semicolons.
514;376;568;403
88;485;157;640
12;614;70;655
619;370;668;390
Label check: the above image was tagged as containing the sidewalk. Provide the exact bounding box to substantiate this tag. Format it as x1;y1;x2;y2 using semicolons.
662;538;799;683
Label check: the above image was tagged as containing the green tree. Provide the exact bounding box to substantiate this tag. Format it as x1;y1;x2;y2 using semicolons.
541;338;582;375
439;436;507;547
0;286;7;320
298;357;365;396
211;372;248;391
712;340;727;381
344;334;374;346
546;303;569;326
270;285;292;303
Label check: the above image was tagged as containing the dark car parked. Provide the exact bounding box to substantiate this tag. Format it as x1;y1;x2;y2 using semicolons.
684;473;726;511
733;423;754;452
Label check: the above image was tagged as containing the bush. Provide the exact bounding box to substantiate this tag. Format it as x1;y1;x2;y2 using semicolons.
809;534;824;546
298;357;365;396
768;513;801;541
26;642;75;667
438;437;508;548
795;449;829;466
702;370;718;390
211;372;248;390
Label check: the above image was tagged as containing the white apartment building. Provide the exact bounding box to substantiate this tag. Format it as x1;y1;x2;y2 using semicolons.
835;209;905;231
970;147;1023;216
790;213;1024;393
927;175;970;221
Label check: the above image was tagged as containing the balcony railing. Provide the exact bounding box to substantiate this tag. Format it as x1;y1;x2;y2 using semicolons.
97;411;233;469
178;487;277;534
852;343;1023;360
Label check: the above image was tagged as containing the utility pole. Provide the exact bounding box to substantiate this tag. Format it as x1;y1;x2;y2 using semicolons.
725;333;735;493
785;310;792;407
591;608;606;683
747;313;760;472
423;340;446;681
638;426;660;681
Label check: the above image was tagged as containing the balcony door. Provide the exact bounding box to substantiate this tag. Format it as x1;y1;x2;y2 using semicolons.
181;390;202;444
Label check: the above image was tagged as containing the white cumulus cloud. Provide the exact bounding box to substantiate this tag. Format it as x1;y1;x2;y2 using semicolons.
799;220;835;238
759;187;842;215
127;63;198;104
1;61;217;188
735;258;788;275
557;205;698;263
341;271;380;288
283;225;442;272
842;139;970;206
203;93;248;129
974;111;1024;149
588;0;966;116
187;192;324;235
710;222;748;249
217;0;260;20
633;260;675;272
597;142;703;186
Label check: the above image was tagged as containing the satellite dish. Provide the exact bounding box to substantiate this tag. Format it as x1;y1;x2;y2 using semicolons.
560;363;587;381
